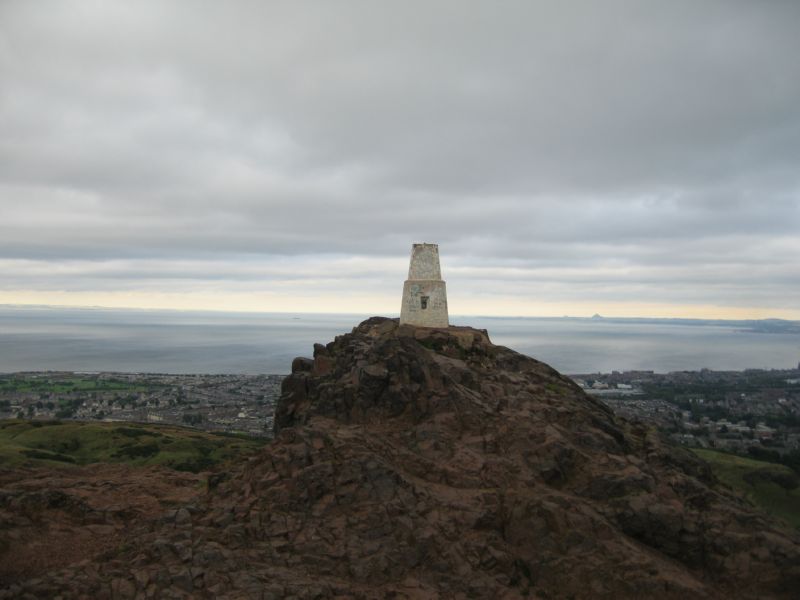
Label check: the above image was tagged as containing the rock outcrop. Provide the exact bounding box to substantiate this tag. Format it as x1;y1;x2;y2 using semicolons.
0;464;205;592
2;317;799;599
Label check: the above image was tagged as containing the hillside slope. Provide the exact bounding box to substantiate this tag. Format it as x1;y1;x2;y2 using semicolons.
0;420;263;471
692;448;800;529
2;317;799;599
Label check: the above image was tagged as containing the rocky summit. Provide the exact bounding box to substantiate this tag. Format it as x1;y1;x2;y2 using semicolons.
2;317;800;599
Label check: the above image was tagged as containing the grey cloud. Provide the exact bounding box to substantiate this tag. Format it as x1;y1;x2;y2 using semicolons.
1;0;799;313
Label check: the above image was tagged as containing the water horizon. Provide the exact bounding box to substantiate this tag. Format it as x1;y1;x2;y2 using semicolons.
1;306;798;375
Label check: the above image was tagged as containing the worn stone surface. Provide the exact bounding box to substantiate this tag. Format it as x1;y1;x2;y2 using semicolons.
399;243;449;328
0;464;204;586
2;316;799;599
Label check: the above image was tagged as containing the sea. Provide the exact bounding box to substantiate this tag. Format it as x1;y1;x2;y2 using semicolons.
0;306;798;375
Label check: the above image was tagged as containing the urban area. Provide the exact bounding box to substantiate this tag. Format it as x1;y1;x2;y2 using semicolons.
2;365;800;464
0;372;283;437
571;366;800;466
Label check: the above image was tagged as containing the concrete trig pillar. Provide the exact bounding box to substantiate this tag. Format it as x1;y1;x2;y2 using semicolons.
400;243;449;327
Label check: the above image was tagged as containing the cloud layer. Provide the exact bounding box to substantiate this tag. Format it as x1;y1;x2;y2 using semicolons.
1;1;799;317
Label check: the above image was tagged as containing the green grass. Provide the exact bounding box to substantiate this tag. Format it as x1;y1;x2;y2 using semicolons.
693;448;800;529
0;419;265;473
0;375;155;393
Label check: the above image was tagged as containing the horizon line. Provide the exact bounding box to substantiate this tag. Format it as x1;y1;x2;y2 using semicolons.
1;302;798;324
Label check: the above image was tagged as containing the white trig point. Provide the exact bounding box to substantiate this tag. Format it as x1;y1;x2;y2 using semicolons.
400;243;449;328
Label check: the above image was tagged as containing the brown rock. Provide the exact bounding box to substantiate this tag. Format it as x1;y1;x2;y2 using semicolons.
110;577;135;599
2;317;799;599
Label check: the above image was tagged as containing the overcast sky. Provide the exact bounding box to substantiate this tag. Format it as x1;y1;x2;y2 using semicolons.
1;1;799;318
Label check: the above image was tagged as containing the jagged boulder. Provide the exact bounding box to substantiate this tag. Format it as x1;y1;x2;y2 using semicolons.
261;317;800;598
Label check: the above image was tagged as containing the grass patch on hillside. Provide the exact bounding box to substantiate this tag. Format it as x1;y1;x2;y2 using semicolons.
0;419;265;473
0;374;155;394
693;448;800;529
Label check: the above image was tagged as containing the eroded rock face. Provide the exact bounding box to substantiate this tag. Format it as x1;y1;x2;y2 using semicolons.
2;317;799;599
0;464;205;590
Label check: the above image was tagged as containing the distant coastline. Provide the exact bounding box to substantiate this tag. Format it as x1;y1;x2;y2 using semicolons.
1;306;799;375
466;313;800;333
3;303;800;330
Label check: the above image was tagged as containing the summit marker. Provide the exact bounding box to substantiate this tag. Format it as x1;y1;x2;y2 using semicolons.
399;243;449;327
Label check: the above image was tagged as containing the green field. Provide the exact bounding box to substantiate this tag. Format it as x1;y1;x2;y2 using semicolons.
0;419;265;473
693;448;800;529
0;374;156;393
